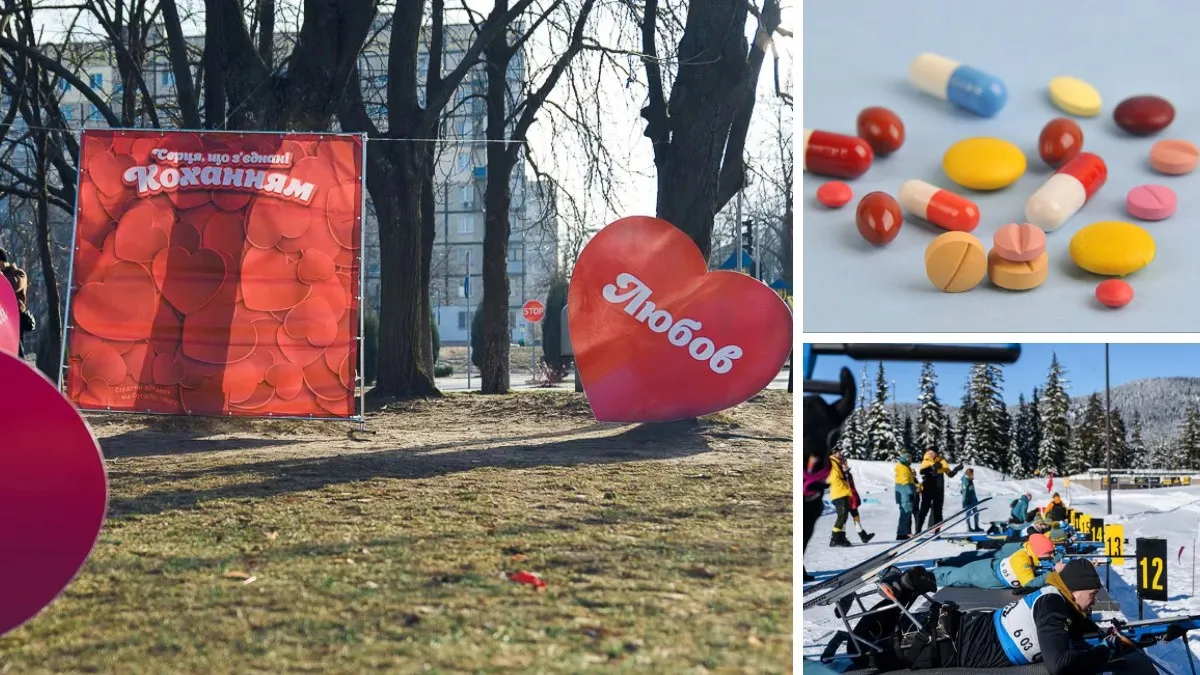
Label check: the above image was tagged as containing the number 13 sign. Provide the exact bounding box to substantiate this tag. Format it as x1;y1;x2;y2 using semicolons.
567;216;793;423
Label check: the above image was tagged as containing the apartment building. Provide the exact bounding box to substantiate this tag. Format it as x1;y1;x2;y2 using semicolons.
32;17;559;345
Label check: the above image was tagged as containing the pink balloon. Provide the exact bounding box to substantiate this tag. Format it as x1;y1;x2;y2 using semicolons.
0;279;18;356
0;352;108;637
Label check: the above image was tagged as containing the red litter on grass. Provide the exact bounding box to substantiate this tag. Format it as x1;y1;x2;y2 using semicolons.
508;571;547;589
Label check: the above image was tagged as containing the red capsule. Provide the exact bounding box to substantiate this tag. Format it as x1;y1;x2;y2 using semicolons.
804;129;874;180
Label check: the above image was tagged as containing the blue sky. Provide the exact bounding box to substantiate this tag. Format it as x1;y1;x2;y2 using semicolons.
804;344;1200;404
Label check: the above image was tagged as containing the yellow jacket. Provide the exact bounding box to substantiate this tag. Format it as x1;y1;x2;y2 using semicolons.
895;463;916;486
994;543;1045;588
829;457;851;500
919;456;951;475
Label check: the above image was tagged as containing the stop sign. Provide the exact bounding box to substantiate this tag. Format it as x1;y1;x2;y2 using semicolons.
522;299;546;322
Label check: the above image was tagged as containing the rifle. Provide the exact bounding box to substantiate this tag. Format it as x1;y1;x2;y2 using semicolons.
1094;615;1200;675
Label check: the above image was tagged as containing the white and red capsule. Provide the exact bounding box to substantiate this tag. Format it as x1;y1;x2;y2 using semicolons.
898;180;980;232
803;129;874;180
1025;152;1107;231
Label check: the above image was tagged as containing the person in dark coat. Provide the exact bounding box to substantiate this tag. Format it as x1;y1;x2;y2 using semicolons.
961;467;981;532
877;560;1128;674
0;248;32;357
916;450;962;532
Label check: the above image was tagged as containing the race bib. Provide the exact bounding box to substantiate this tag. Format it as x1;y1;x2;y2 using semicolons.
996;556;1024;588
993;587;1060;665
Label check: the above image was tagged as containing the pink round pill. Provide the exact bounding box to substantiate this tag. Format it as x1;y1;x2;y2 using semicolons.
1126;184;1177;221
992;223;1046;262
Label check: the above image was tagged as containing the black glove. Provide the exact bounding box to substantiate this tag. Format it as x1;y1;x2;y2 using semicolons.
19;308;34;332
1103;627;1132;658
1165;623;1189;643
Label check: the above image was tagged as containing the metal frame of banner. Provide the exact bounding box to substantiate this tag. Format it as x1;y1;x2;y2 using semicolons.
57;129;88;392
55;128;368;424
356;132;368;430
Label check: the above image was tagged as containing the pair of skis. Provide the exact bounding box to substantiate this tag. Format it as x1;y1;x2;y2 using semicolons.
803;497;993;610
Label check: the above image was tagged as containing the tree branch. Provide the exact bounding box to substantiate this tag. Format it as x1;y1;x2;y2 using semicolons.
637;0;668;159
0;34;122;127
160;0;201;127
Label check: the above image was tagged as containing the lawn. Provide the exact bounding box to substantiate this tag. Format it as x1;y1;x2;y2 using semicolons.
0;390;792;674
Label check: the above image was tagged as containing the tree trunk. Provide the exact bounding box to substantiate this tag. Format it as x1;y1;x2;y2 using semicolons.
368;145;439;399
32;127;60;378
640;0;781;258
480;4;513;394
419;158;436;376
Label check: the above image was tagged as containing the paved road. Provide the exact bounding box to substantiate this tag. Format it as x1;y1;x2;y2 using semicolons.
436;367;793;392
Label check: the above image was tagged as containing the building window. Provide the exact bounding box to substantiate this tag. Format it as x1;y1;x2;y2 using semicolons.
61;104;75;122
461;184;474;207
88;105;103;121
58;78;70;92
508;247;519;262
457;311;467;329
456;116;470;136
89;72;103;89
455;151;471;172
457;215;473;235
161;71;174;86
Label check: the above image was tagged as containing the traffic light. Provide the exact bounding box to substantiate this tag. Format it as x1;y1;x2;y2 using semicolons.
741;219;754;251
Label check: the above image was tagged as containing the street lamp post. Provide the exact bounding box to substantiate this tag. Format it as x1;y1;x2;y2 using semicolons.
1106;343;1112;516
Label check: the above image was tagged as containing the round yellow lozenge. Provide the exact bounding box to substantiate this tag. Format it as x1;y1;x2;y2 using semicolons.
1048;76;1102;117
1069;221;1156;276
942;137;1027;191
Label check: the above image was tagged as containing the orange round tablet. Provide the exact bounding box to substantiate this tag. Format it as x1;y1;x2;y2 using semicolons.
988;249;1049;291
817;181;853;208
925;232;986;293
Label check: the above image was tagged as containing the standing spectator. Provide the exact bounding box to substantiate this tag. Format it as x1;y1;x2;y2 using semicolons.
895;451;919;540
829;450;875;546
916;450;963;532
961;467;982;532
0;248;32;358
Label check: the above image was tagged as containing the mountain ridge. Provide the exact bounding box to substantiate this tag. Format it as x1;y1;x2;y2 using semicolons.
888;375;1200;447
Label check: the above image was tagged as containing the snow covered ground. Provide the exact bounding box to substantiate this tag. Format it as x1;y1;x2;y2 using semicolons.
802;461;1200;672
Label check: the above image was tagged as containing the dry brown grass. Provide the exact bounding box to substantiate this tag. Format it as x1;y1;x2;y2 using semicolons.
0;390;793;674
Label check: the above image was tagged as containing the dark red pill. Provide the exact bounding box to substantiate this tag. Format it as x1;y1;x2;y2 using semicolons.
855;192;902;246
1113;95;1175;136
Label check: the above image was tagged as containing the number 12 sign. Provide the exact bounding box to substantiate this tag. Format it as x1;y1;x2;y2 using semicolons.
567;216;793;423
1136;537;1167;602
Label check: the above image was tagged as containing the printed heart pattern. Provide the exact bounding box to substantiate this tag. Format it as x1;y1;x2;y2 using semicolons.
567;216;793;423
66;130;364;418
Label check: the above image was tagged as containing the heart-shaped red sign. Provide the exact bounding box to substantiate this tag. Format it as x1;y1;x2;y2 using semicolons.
567;216;792;423
0;352;107;638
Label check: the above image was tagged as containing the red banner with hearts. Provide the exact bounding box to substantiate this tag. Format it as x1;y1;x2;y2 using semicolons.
568;216;793;423
64;130;363;418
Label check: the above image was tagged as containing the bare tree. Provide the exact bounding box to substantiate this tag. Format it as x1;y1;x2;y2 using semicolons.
476;0;596;394
636;0;787;256
337;0;537;400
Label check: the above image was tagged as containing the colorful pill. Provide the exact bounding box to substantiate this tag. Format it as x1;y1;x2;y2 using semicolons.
897;179;980;232
803;129;874;180
816;181;853;208
1025;152;1107;232
1095;279;1134;308
908;53;1007;118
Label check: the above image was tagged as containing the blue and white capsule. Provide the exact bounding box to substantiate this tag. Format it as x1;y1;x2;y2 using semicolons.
908;53;1007;118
